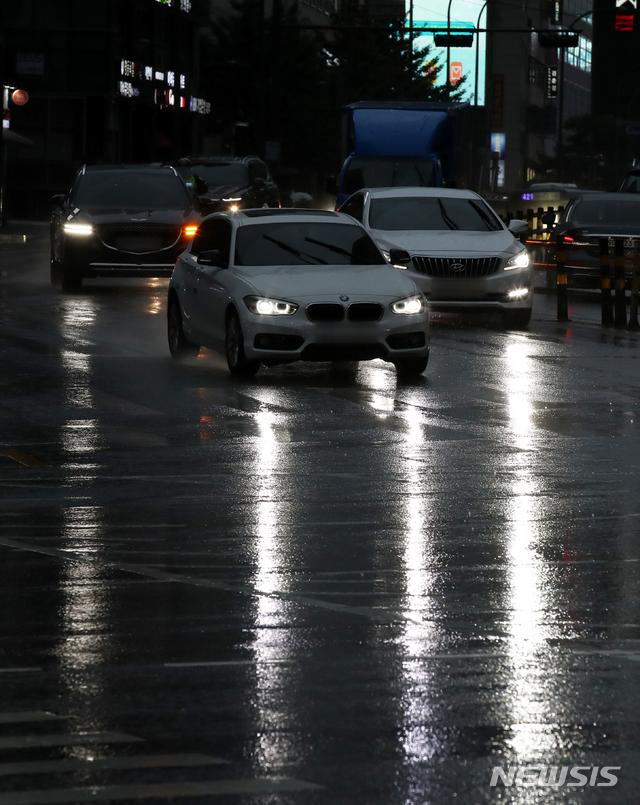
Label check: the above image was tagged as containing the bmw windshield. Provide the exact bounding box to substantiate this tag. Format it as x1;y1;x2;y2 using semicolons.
235;223;387;266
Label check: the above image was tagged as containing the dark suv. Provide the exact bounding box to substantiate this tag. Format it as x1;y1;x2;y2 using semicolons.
175;155;280;213
50;165;200;291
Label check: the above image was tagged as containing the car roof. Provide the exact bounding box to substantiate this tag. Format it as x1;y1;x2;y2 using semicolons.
570;192;640;202
83;164;179;173
352;187;483;201
180;155;258;165
202;209;353;226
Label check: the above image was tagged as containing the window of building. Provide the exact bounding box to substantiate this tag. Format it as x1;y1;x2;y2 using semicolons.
565;35;591;72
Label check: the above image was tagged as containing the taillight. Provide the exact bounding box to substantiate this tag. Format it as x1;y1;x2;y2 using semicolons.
184;225;198;237
563;235;575;242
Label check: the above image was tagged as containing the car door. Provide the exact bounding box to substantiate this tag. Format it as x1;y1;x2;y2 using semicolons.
193;218;234;345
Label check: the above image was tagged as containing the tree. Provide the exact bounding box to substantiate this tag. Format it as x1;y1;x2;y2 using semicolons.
324;2;466;106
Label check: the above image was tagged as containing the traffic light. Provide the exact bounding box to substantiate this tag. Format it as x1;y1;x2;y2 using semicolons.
434;33;474;47
538;30;579;48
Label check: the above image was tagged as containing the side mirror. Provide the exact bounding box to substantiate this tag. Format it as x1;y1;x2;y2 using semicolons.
252;176;266;187
541;212;556;226
197;196;216;211
508;219;529;235
51;194;65;207
389;248;411;266
197;249;227;268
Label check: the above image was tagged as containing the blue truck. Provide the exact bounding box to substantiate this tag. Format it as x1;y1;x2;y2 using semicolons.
333;101;469;208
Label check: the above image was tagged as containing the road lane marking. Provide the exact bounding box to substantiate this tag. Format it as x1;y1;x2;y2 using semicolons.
0;733;143;750
89;391;164;416
0;536;424;625
0;777;322;804
0;668;41;674
0;712;64;724
0;449;48;468
0;754;228;777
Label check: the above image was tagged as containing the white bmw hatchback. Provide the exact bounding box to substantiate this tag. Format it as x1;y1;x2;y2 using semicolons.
167;209;430;377
338;187;533;329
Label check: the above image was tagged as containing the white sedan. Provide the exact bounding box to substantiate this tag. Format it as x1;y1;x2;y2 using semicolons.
167;209;430;377
338;187;533;329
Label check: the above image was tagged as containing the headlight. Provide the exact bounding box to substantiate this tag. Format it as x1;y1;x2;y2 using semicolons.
243;296;298;316
508;288;529;298
505;251;530;270
390;294;427;315
63;222;93;236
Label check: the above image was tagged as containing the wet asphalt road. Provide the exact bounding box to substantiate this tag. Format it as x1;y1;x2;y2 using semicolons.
1;224;640;805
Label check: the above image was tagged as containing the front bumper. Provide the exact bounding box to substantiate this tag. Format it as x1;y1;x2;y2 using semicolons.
405;265;533;309
240;309;430;364
62;236;191;279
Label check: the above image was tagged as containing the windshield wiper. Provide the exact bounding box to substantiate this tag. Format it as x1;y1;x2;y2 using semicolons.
262;234;326;264
304;236;353;259
437;198;458;230
468;200;499;231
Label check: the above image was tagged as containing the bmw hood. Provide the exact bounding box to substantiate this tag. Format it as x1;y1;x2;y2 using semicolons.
233;264;419;300
370;228;520;256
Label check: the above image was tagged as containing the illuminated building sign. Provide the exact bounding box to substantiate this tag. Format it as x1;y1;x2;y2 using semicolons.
190;97;211;114
406;1;486;105
546;66;558;99
616;0;636;29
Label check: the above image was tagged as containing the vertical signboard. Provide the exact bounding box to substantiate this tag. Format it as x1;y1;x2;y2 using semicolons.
615;0;636;31
407;0;487;105
490;132;506;188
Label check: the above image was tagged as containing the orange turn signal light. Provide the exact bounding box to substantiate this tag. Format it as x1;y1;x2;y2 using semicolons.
184;225;198;237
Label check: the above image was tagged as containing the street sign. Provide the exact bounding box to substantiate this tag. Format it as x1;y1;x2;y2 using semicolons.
11;90;29;106
538;31;579;48
434;33;474;47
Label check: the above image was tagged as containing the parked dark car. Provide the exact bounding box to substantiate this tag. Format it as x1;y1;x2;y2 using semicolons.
554;192;640;286
50;165;200;291
175;155;280;212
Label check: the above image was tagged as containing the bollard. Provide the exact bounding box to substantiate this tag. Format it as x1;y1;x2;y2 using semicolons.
614;238;627;329
556;233;568;321
536;207;544;241
516;209;524;220
599;238;614;327
628;241;640;331
526;208;534;240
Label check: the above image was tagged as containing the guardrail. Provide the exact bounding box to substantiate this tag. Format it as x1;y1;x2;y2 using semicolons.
549;236;640;328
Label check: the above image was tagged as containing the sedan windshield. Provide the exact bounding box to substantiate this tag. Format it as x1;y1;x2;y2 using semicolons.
74;172;191;209
369;197;503;231
343;158;436;195
572;199;640;226
235;222;386;266
177;163;247;186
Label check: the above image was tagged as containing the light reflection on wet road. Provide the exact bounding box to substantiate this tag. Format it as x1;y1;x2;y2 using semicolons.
1;229;640;802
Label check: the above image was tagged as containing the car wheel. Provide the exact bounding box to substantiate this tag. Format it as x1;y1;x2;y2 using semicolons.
394;355;429;377
226;310;260;377
502;308;532;329
167;295;200;358
60;263;83;292
50;250;62;286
